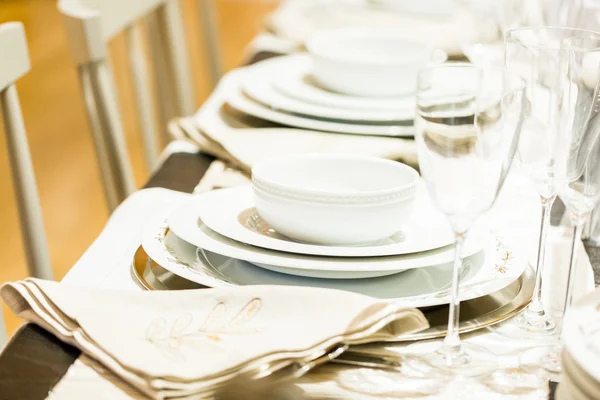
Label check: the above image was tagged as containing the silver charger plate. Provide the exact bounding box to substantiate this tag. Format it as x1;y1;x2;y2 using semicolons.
131;246;534;341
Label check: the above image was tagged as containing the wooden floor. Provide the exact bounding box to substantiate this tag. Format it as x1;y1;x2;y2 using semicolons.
0;0;277;336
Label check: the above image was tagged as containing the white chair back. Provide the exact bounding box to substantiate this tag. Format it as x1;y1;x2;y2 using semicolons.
58;0;197;210
0;21;55;346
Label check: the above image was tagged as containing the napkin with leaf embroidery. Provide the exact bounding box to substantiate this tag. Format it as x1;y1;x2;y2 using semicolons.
1;279;427;399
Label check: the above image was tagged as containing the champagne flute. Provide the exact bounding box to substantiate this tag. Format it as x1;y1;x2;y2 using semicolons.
405;64;526;376
454;0;584;68
493;27;600;340
519;28;600;378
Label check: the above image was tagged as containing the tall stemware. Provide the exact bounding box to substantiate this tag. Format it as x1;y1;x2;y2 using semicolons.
519;29;600;378
494;27;600;339
405;64;526;376
454;0;584;68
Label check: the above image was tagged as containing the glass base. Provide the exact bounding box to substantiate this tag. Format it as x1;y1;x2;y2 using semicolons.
519;345;562;381
404;340;497;377
489;308;558;340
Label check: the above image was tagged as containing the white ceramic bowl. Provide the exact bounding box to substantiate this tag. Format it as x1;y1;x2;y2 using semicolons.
251;154;419;246
306;29;432;97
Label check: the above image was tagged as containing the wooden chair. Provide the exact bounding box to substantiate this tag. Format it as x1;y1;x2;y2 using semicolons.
58;0;198;211
199;0;224;85
0;22;55;346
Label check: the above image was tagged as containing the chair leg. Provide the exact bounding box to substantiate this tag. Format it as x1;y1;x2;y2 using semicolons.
0;85;53;280
199;0;224;87
155;1;196;116
88;61;137;202
0;308;6;351
125;24;160;172
78;65;121;211
147;11;177;146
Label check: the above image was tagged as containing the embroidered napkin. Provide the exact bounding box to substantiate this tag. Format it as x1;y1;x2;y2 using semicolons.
1;279;427;400
168;68;418;177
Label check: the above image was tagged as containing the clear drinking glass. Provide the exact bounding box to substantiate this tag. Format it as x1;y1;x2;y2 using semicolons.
405;64;526;376
454;0;515;67
455;0;584;67
519;28;600;379
493;27;600;341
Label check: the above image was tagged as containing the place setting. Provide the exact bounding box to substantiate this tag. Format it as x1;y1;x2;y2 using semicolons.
132;148;530;345
221;28;448;137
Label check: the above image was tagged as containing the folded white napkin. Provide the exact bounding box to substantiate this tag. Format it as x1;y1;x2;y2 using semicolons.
168;68;417;177
1;279;427;399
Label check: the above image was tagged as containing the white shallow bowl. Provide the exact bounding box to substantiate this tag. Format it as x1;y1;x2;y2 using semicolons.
306;28;432;97
251;153;419;246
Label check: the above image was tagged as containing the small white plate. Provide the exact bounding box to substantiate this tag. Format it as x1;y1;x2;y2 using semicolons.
242;55;414;122
272;57;413;112
166;194;487;279
199;186;454;257
142;217;526;308
224;68;414;137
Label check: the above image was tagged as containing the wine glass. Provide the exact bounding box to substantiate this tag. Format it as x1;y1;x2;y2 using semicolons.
519;28;600;379
492;27;600;342
454;0;584;67
405;64;526;376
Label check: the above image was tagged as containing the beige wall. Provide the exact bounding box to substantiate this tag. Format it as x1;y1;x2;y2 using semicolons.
0;0;277;335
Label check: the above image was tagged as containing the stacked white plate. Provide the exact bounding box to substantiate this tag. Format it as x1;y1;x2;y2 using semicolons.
141;185;528;308
224;54;415;137
558;289;600;400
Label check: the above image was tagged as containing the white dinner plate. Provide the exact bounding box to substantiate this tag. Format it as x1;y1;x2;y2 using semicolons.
242;55;414;122
224;69;414;137
272;55;415;113
165;196;487;279
142;219;526;308
199;186;454;257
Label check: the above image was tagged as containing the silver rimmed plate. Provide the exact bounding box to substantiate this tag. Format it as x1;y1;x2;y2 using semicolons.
166;197;488;279
140;219;526;308
199;186;454;257
224;68;414;137
242;55;414;123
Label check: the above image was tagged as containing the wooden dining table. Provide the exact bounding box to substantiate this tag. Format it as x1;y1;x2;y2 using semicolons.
0;48;599;399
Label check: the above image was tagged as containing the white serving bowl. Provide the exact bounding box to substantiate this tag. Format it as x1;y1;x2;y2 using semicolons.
306;28;433;97
251;154;419;246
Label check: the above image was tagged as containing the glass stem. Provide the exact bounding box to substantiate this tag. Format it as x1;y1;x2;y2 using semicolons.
442;231;467;354
525;195;556;320
562;221;584;333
